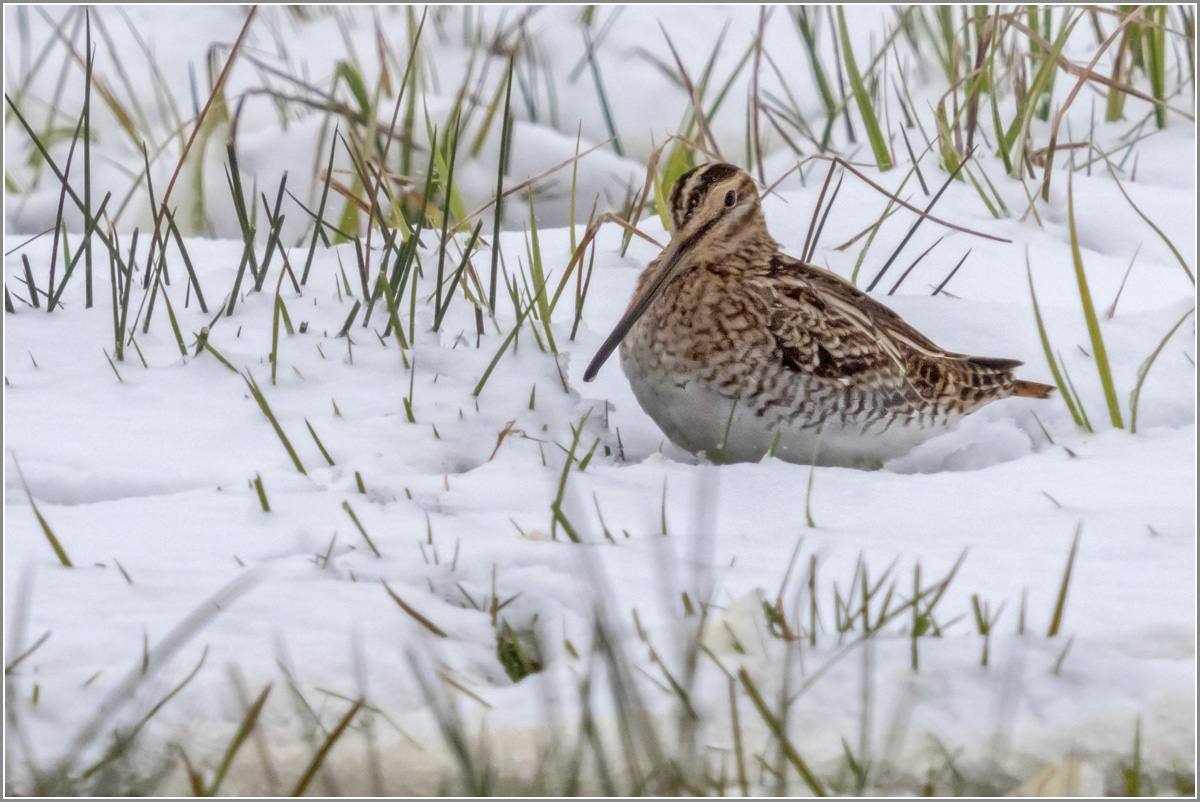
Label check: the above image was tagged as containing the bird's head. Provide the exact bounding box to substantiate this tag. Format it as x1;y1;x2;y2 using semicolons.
583;163;769;382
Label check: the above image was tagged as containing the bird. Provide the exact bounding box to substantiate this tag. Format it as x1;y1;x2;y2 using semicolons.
582;162;1054;469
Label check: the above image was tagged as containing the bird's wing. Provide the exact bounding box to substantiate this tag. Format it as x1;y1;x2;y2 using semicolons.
747;254;1027;410
744;255;951;404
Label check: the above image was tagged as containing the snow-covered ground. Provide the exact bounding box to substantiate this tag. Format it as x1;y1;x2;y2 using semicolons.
4;5;1196;796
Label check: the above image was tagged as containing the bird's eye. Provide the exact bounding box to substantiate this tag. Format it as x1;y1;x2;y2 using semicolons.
724;191;736;207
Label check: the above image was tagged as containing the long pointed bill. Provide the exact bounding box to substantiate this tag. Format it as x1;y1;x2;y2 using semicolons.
582;240;688;382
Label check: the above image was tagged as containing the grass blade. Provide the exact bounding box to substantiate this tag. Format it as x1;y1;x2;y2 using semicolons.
865;150;972;292
837;7;892;171
225;225;257;317
343;500;381;558
550;412;590;543
22;255;40;309
81;647;209;780
1129;306;1195;433
163;204;207;312
12;456;71;567
304;419;336;466
489;54;515;314
1098;150;1194;285
473;280;548;397
738;668;826;796
525;193;556;353
302;130;340;286
1066;170;1123;429
433;220;483;332
242;371;307;475
155;274;188;357
1047;524;1082;637
582;26;623;156
208;684;271;796
47;97;86;305
434;113;462;319
382;580;448;637
1026;251;1087;429
288;698;363;797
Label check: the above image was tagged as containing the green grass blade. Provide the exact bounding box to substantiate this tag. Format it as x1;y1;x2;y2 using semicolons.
489;55;515;314
163;204;207;312
381;581;447;637
81;647;209;780
526;193;556;353
1059;351;1095;433
343;500;381;557
738;668;826;796
1047;524;1081;637
837;7;892;171
376;269;410;351
1103;155;1194;285
1066;172;1123;429
473;280;549;397
13;456;72;567
793;7;836;116
242;371;307;474
433;220;483;332
253;473;270;512
304;418;336;466
22;255;40;309
1129;306;1194;433
550;412;591;542
156;275;188;357
1026;252;1087;429
289;698;364;796
582;26;623;156
198;333;239;373
1003;11;1081;173
225;225;256;317
434;113;462;318
207;684;271;795
302;131;339;285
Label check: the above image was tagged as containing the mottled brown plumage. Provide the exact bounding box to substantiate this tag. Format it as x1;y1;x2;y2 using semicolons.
584;163;1053;468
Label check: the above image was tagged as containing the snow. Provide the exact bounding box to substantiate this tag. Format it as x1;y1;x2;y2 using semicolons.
4;4;1196;795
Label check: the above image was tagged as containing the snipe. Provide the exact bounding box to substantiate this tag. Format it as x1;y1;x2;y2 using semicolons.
583;163;1053;469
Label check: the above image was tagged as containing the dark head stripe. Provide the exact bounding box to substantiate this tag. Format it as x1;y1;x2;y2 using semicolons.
669;163;748;229
668;165;703;226
691;163;740;193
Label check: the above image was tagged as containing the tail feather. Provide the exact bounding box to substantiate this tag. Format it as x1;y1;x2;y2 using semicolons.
1013;379;1055;399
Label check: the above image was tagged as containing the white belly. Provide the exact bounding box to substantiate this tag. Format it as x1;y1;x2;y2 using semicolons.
621;353;953;470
